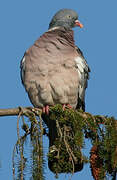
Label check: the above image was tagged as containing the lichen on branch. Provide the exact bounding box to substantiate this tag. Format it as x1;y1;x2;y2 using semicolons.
0;105;117;179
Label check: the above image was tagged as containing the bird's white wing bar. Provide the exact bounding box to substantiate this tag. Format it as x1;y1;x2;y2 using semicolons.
20;55;26;86
75;56;86;85
75;55;90;111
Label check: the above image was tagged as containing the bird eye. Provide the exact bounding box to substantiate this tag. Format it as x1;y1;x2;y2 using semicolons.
67;15;71;19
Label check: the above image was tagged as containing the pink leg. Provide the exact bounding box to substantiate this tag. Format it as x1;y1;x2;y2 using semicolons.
42;105;49;115
42;104;72;114
62;104;72;110
66;104;72;109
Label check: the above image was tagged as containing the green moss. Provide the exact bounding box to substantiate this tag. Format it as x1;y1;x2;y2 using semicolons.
41;105;117;178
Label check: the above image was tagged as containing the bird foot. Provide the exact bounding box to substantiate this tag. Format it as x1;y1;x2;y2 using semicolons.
42;104;72;114
42;105;50;115
62;104;72;110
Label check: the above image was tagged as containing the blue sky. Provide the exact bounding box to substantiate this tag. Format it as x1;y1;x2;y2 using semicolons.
0;0;117;179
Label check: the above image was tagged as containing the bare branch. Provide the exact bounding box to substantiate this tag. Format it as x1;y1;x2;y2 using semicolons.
0;107;41;117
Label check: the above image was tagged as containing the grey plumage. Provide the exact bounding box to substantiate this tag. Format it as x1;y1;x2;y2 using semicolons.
20;9;90;111
49;9;78;30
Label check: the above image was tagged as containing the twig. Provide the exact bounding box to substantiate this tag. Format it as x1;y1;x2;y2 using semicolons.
63;128;75;174
12;144;16;180
56;119;63;139
56;119;77;174
17;108;24;180
64;125;77;163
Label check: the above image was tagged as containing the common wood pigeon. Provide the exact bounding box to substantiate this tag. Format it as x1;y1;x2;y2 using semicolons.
20;9;90;114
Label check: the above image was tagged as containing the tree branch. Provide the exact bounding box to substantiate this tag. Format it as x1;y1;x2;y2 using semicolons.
0;107;41;117
0;106;116;126
0;105;117;179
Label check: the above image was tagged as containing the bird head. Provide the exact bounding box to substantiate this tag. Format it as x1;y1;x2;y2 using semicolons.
49;9;83;30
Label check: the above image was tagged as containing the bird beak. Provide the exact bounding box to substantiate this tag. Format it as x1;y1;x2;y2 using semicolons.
75;20;83;28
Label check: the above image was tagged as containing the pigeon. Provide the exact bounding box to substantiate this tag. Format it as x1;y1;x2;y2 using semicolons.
20;9;90;114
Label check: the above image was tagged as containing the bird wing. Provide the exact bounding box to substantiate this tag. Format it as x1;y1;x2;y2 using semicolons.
75;46;90;111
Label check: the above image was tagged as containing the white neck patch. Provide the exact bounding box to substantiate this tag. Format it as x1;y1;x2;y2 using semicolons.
48;26;61;32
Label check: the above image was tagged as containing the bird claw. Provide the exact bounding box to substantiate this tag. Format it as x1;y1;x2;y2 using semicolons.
42;104;72;114
62;104;72;110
